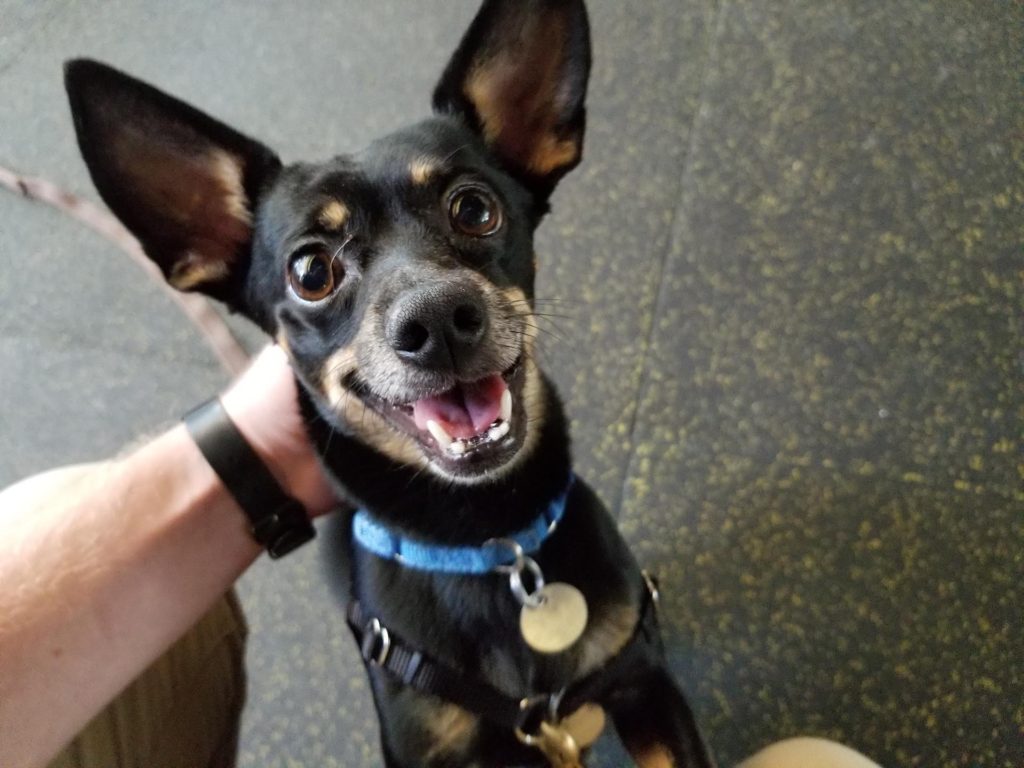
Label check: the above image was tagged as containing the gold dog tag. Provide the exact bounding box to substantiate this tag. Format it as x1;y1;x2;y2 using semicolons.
560;703;606;748
519;582;588;654
535;721;584;768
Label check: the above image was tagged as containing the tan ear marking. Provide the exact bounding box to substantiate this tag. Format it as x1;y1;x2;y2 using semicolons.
526;134;580;176
206;148;253;227
465;57;580;177
168;253;231;290
114;140;252;289
318;200;350;231
462;10;580;178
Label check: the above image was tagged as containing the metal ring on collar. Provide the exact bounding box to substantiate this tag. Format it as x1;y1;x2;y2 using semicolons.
485;537;526;574
514;694;551;744
509;555;546;608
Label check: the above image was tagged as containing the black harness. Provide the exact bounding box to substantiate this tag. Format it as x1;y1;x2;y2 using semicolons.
345;573;663;734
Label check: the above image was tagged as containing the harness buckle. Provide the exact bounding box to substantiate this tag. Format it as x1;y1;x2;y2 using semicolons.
361;618;392;666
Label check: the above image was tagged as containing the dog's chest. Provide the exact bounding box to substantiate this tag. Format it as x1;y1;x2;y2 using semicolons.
361;559;639;696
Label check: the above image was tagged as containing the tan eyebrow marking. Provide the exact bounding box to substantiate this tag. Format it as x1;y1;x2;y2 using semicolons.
318;200;349;231
409;157;440;185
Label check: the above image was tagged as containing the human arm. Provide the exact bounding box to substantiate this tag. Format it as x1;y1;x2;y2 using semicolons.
0;345;338;768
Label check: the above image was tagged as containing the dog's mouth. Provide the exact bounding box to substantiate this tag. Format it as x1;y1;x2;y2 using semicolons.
346;357;527;478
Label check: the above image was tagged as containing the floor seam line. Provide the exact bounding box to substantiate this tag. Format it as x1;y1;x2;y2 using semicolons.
613;0;730;517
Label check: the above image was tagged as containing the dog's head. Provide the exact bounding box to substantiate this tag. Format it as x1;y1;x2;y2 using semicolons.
65;0;590;484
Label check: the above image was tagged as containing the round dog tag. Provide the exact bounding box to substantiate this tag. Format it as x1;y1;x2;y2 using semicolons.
560;703;606;748
519;582;588;654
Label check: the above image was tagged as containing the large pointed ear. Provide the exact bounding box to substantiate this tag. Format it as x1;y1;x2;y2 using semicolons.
64;59;281;300
432;0;591;198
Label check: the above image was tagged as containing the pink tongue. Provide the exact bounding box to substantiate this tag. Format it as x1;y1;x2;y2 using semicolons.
412;375;507;439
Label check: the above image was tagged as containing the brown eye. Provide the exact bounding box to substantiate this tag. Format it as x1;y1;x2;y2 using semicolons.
448;187;502;236
288;249;341;302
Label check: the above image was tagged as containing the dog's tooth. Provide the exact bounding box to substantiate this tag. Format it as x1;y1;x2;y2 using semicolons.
500;388;513;423
488;421;510;441
449;439;467;456
426;420;453;449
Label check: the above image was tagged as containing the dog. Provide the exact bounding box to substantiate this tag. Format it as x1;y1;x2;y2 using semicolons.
64;1;716;765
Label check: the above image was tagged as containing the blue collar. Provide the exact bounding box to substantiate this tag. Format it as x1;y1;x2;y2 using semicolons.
352;476;575;574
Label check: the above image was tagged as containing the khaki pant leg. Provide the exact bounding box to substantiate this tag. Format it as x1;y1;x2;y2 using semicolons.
738;737;882;768
47;591;248;768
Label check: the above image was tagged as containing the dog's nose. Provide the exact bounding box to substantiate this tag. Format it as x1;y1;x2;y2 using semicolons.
386;284;488;372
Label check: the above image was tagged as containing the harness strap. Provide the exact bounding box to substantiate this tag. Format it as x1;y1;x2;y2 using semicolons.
346;601;526;726
345;578;661;730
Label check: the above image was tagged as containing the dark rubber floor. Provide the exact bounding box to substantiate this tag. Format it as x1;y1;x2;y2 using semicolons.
1;1;1020;766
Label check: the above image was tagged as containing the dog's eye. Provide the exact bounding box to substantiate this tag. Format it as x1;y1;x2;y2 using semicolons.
288;249;341;302
448;187;502;237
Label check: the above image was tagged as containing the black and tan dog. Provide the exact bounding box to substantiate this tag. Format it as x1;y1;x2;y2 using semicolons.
64;1;716;765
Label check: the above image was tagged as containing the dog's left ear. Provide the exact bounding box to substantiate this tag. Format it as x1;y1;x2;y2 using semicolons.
433;0;591;199
64;59;281;302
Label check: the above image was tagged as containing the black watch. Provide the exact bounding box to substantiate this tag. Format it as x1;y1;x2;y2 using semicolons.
184;398;316;559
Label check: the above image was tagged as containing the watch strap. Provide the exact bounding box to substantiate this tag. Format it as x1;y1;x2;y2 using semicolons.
184;397;316;558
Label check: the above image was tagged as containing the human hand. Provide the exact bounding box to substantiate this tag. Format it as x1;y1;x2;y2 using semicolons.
219;345;342;518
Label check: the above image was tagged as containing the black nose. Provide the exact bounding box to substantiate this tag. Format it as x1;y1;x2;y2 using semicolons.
386;284;488;372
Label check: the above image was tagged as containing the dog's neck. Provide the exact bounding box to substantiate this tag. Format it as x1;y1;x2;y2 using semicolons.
299;374;572;546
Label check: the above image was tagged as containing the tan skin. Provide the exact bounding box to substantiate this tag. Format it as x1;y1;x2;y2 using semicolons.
0;345;339;768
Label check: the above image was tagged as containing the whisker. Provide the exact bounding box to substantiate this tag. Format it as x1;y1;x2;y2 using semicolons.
529;311;574;322
441;144;472;165
521;321;567;345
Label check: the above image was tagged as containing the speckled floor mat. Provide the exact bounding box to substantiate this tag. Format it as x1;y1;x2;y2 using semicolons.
1;1;1020;766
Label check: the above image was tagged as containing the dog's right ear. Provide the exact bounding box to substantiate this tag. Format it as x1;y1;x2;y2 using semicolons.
64;59;281;301
433;0;591;202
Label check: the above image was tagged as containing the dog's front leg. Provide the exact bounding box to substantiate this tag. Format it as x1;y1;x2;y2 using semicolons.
609;667;716;768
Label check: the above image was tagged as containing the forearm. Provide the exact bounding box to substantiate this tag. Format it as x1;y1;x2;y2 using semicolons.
0;424;260;768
